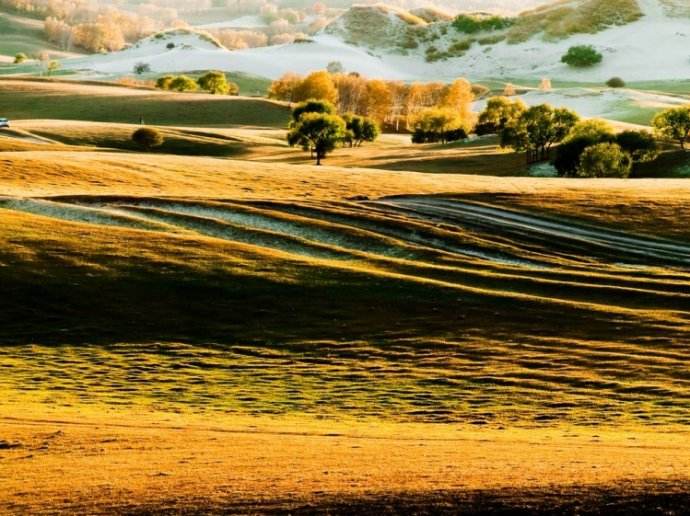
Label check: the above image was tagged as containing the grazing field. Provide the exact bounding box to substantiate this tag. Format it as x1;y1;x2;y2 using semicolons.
0;79;291;127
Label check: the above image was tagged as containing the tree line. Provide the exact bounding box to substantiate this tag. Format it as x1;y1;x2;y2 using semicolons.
267;70;476;138
478;97;690;178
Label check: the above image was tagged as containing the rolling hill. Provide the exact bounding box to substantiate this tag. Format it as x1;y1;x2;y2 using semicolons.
57;0;690;84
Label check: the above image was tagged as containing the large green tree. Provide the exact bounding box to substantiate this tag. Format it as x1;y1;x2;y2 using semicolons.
287;113;347;165
653;106;690;150
197;71;239;95
476;96;526;138
577;143;632;178
504;104;579;162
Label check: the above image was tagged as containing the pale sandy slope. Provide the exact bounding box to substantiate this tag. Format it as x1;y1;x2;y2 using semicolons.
62;0;690;83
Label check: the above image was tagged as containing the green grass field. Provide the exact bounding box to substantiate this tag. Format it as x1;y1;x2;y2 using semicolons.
0;78;290;127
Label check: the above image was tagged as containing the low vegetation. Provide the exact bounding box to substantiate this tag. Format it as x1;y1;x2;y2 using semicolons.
131;126;164;151
561;45;603;68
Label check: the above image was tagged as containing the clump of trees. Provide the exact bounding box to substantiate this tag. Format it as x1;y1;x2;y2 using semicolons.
287;99;379;164
343;114;379;147
155;72;239;95
197;71;239;95
561;45;603;67
653;106;690;150
132;127;164;151
268;70;475;133
477;97;661;177
554;120;657;177
411;108;467;143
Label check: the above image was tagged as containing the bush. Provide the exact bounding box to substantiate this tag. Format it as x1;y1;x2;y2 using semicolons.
132;127;164;151
606;77;625;88
561;45;603;68
452;14;513;34
14;53;27;64
166;42;175;49
156;75;174;90
577;143;632;178
134;62;151;75
616;130;658;162
169;75;198;92
197;71;232;95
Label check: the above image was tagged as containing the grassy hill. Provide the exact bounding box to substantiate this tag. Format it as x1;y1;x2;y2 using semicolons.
0;79;291;127
2;148;690;428
0;10;79;60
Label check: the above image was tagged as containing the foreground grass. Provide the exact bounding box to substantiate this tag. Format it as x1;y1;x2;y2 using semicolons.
2;407;690;514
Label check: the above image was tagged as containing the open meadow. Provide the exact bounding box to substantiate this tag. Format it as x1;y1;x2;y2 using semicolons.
2;77;690;514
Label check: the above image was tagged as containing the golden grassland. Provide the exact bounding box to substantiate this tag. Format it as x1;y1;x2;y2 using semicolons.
2;78;690;512
3;404;690;514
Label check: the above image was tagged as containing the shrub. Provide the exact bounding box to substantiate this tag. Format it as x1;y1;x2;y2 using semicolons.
133;62;151;75
561;45;603;67
166;42;175;49
327;61;344;74
14;53;27;64
197;71;231;95
169;75;198;92
452;14;513;34
577;142;632;177
156;75;174;90
606;77;625;88
132;127;164;151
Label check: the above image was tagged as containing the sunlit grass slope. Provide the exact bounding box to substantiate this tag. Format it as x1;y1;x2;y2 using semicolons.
2;150;690;426
0;79;291;127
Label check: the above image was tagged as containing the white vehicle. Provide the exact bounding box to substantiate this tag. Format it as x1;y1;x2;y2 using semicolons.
0;118;9;128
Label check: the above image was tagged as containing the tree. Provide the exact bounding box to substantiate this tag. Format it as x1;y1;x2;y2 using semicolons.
577;143;632;178
364;80;393;125
290;99;336;125
343;114;380;147
14;53;27;64
293;70;338;103
197;71;230;94
653;106;690;150
607;77;625;88
566;119;615;141
134;62;151;75
412;108;467;144
169;75;198;92
561;45;603;68
553;119;615;176
476;96;526;136
156;75;174;90
132;127;164;151
505;104;579;162
267;72;302;101
287;113;346;165
46;60;60;76
616;130;658;163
